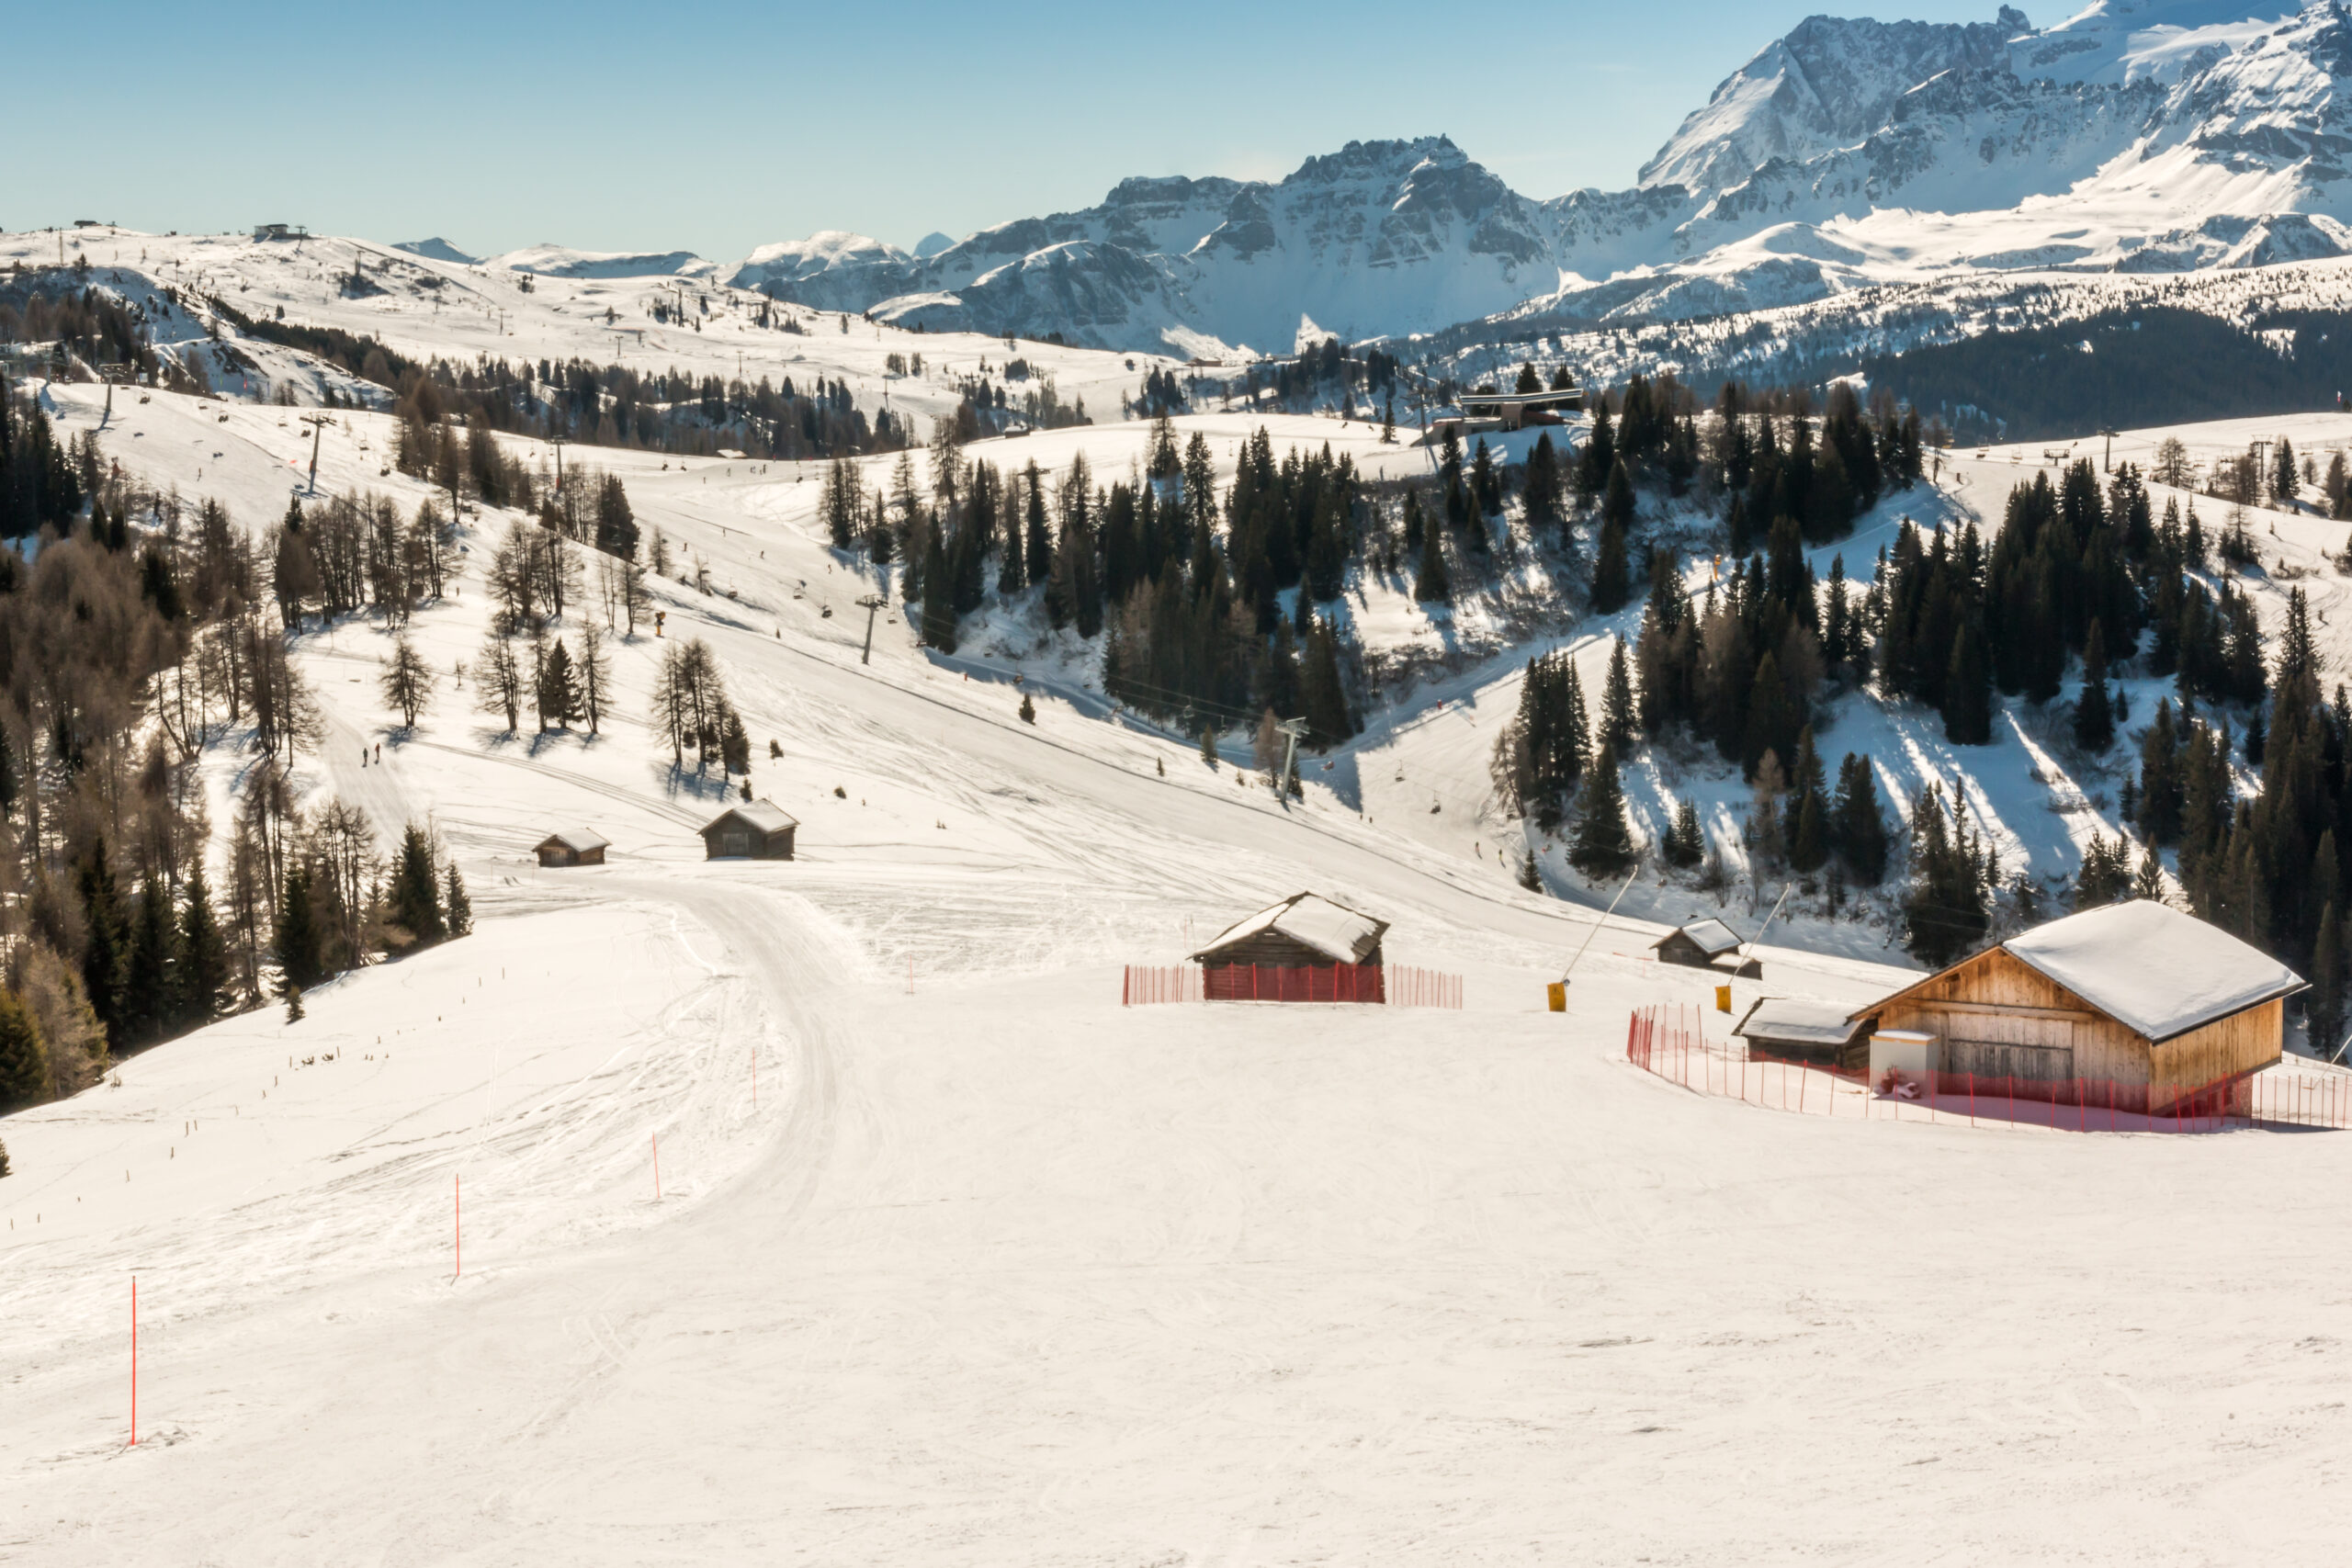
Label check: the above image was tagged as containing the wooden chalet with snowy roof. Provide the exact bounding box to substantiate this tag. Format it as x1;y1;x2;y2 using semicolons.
699;800;798;861
1733;998;1871;1070
1653;919;1761;978
1847;899;2301;1114
1191;893;1387;1003
533;829;608;868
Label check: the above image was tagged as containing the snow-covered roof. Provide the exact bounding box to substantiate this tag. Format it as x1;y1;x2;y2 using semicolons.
537;829;609;853
1853;900;2304;1043
1658;919;1744;957
707;800;798;835
1192;893;1387;965
1734;998;1867;1048
1999;900;2303;1043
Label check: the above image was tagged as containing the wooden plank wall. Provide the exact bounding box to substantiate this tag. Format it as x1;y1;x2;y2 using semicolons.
1876;948;2147;1086
2149;998;2283;1106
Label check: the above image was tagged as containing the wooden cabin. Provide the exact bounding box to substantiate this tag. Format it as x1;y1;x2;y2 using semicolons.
534;829;608;868
1191;892;1388;1002
1848;899;2301;1114
1653;919;1761;978
699;800;798;861
1734;997;1871;1070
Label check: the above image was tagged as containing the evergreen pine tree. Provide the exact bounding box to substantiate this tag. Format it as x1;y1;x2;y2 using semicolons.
538;639;577;728
277;863;324;990
1591;511;1630;615
443;863;473;937
1299;614;1353;744
920;525;956;652
1568;742;1638;878
1790;730;1828;874
0;988;47;1109
2313;901;2345;1057
1903;784;1989;965
175;863;231;1030
1833;752;1889;885
2074;619;2115;751
121;876;175;1046
997;494;1025;594
1019;692;1036;724
1023;465;1052;589
1200;724;1218;770
1576;401;1615;501
390;825;445;946
1944;620;1993;745
77;838;126;1046
1412;507;1452;604
1601;637;1636;751
1519;848;1542;891
1666;797;1704;868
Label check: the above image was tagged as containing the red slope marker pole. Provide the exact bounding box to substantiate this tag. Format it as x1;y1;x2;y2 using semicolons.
130;1275;138;1448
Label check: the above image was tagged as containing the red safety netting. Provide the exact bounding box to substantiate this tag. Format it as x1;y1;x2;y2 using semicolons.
1623;1004;2350;1133
1121;964;1462;1009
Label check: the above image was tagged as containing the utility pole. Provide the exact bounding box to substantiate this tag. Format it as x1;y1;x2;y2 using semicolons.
855;594;886;664
300;412;331;492
1275;716;1310;800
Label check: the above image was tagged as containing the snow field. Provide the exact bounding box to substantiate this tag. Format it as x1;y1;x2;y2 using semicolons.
13;297;2352;1557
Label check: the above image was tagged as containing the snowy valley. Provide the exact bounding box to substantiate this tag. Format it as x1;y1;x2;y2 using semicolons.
10;3;2352;1562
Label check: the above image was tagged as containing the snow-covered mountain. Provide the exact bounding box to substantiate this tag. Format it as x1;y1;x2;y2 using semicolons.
731;137;1556;358
725;1;2352;355
485;243;717;280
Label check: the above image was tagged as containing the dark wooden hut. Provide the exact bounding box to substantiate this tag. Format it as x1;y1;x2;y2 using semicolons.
699;800;798;861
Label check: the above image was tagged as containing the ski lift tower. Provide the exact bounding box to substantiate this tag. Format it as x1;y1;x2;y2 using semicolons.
855;593;888;665
548;434;569;494
1275;716;1311;799
300;412;332;493
97;362;135;423
2098;427;2119;472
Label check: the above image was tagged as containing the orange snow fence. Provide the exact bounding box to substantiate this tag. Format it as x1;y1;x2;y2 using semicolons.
1623;1003;2352;1134
1121;964;1462;1009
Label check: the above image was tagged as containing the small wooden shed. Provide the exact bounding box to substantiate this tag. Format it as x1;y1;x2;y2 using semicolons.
700;800;798;861
1653;919;1761;978
1192;892;1388;1002
534;829;609;868
1849;899;2301;1114
1733;997;1871;1070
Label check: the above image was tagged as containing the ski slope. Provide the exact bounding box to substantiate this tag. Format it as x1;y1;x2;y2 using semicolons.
8;352;2352;1560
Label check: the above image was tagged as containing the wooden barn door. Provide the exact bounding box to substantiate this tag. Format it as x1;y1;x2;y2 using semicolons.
1935;1010;2076;1093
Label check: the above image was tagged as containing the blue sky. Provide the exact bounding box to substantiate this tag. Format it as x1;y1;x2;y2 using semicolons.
7;0;2007;261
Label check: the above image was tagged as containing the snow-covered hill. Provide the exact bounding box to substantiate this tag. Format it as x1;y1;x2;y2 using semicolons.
11;335;2352;1562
